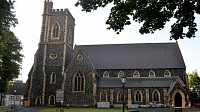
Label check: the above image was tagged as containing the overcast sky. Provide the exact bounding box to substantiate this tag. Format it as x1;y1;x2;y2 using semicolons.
11;0;200;82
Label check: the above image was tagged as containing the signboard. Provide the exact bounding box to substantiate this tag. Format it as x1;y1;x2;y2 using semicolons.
56;89;64;102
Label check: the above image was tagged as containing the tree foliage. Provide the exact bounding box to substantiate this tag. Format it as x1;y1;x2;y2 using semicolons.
0;0;18;34
0;30;23;93
188;70;200;104
75;0;200;40
0;0;21;93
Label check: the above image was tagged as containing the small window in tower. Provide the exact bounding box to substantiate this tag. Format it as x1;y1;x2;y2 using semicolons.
52;23;60;39
49;52;57;59
50;72;56;84
68;28;73;44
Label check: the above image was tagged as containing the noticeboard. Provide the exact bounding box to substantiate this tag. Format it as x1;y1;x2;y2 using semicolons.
56;89;64;102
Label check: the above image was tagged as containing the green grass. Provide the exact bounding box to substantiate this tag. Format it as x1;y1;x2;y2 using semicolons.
39;108;130;112
0;106;8;111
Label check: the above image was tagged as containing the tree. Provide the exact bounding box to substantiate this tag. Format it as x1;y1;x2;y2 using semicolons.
188;70;200;89
0;0;21;93
188;70;200;104
75;0;200;40
0;30;23;93
0;0;18;34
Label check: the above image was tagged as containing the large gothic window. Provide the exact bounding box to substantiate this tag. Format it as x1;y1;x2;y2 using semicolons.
52;23;60;38
100;90;107;102
152;89;160;102
135;90;142;102
117;90;123;102
50;72;56;84
73;71;85;92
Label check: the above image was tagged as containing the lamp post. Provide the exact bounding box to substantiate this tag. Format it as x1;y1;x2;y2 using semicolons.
121;76;126;112
14;89;16;110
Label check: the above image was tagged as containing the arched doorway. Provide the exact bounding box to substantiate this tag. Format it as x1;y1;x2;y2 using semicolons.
175;92;182;107
172;89;186;108
49;95;55;106
35;96;42;106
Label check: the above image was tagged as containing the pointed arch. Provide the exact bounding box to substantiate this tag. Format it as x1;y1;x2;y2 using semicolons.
103;71;109;78
117;90;123;102
172;89;186;107
35;96;42;106
100;90;108;102
133;70;140;77
152;89;160;102
134;90;143;102
48;95;55;106
118;71;125;78
77;54;83;60
164;70;171;77
52;22;60;38
149;70;156;77
50;72;56;84
73;71;85;92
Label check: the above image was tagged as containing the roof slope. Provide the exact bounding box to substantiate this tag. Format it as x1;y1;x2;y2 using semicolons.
98;77;184;88
75;43;185;69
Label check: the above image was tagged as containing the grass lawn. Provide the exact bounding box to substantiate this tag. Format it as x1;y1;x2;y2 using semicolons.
0;106;8;111
39;108;131;112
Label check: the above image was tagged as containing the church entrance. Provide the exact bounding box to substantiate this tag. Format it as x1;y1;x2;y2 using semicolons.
174;92;182;107
35;96;42;106
49;95;55;106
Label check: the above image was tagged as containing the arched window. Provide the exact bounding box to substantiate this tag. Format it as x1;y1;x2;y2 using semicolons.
152;89;160;102
77;54;83;60
164;70;171;77
149;70;156;77
133;70;140;77
68;27;73;44
117;90;123;102
100;90;107;102
103;71;109;78
73;71;85;92
50;72;56;84
118;71;124;78
135;90;142;102
52;23;60;38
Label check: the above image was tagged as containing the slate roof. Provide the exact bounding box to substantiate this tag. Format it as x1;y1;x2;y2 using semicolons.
8;80;26;95
75;42;185;69
97;77;183;88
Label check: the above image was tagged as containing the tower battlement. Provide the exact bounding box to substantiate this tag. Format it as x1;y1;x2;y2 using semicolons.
52;8;68;13
45;0;52;2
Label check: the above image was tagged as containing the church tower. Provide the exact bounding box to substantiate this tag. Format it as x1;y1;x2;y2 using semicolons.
27;0;75;106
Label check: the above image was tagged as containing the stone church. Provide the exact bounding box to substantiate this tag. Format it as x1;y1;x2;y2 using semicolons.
26;0;189;108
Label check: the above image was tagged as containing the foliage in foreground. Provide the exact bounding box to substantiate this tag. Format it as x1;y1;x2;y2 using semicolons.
0;30;23;93
188;70;200;104
75;0;200;40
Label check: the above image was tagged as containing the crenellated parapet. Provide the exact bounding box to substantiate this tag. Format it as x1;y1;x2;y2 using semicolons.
51;9;75;21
